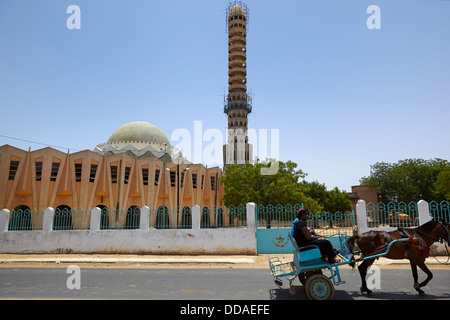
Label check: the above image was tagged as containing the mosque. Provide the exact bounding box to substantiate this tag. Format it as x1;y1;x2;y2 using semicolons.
0;120;223;214
0;2;252;219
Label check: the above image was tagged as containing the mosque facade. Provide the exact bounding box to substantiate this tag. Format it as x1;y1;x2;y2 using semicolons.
0;121;223;214
0;3;252;217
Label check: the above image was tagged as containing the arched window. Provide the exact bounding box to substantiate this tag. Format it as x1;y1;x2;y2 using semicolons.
54;205;73;230
156;206;169;229
201;206;211;228
180;206;192;229
216;207;224;228
8;205;31;231
125;206;140;229
97;205;110;230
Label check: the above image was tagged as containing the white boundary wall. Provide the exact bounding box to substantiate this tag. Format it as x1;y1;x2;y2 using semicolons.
0;203;257;255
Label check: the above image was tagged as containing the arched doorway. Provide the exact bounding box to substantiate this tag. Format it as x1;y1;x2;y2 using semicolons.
125;206;140;229
97;205;110;230
54;205;73;230
180;206;192;229
156;206;169;229
201;206;211;228
8;205;31;231
216;207;224;228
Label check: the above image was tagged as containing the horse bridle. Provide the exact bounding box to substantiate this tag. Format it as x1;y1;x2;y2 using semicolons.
436;222;450;265
413;220;450;244
434;221;450;244
443;223;450;244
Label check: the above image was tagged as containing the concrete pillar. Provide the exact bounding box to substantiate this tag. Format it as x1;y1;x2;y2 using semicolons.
43;207;54;232
356;200;369;234
417;200;431;225
246;202;257;254
0;209;10;232
140;206;150;231
192;205;200;230
246;202;256;231
90;207;101;231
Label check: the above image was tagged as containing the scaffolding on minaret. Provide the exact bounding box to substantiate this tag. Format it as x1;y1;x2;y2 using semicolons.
223;1;253;167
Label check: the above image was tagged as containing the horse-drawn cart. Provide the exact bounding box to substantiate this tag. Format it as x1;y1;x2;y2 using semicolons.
268;233;409;300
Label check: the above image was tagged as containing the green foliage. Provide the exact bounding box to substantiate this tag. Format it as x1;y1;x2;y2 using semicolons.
300;181;353;213
360;158;450;203
220;159;352;213
435;167;450;201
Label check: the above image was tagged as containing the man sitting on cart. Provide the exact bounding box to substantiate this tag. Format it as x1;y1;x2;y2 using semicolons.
291;208;337;264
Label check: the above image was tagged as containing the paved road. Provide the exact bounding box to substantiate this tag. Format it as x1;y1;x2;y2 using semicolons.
1;267;449;300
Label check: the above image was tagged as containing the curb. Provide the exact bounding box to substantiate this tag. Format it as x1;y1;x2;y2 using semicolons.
0;256;256;265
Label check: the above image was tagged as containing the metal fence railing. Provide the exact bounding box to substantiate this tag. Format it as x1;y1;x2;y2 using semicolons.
5;205;249;231
8;209;44;231
148;205;247;229
100;207;140;230
148;206;188;230
366;201;419;228
217;204;247;228
256;203;355;237
256;203;303;228
53;208;91;230
5;201;448;233
429;200;449;222
307;211;355;237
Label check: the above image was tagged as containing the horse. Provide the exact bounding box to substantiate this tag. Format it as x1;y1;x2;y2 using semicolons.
346;219;449;296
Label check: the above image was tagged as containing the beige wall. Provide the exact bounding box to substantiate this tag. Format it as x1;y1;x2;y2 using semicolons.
0;145;223;212
349;185;378;214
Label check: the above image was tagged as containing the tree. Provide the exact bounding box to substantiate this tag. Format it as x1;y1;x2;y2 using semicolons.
325;187;353;213
221;159;351;214
435;167;450;201
301;181;352;213
221;159;323;212
360;158;450;203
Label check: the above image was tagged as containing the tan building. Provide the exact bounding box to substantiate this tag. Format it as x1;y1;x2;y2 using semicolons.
349;185;379;211
0;121;224;215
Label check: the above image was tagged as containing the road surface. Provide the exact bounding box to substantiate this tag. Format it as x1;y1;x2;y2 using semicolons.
1;266;449;300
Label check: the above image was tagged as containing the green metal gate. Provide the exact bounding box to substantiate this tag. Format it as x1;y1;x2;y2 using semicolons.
256;204;355;254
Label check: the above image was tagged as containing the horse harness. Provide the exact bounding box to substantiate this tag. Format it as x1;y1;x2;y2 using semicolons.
369;228;429;259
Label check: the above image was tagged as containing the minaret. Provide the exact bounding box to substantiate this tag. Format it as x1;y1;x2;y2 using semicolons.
223;2;253;167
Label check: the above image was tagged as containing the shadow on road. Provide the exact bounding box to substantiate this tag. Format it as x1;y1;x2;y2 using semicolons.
269;287;450;300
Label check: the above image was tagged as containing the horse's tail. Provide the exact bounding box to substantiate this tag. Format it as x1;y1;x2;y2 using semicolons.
347;235;358;269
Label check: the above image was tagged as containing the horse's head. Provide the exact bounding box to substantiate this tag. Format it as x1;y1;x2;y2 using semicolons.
437;220;450;244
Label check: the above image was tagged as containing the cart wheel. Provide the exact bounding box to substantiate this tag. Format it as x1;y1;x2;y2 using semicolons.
298;270;323;286
305;274;334;300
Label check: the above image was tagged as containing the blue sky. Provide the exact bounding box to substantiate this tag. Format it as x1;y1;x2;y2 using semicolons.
1;0;449;192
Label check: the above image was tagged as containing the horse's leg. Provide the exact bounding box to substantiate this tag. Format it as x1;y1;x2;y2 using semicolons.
415;260;433;296
410;261;421;294
358;258;375;296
